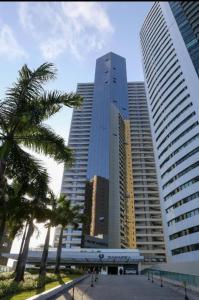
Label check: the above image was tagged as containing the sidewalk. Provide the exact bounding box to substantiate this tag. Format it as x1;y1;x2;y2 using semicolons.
54;275;199;300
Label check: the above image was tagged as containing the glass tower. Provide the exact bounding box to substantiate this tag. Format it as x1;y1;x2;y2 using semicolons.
87;53;129;180
169;2;199;76
54;52;166;263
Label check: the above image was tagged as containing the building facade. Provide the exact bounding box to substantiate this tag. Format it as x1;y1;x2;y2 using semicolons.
140;2;199;262
55;83;94;248
128;82;165;262
83;175;109;239
54;52;166;263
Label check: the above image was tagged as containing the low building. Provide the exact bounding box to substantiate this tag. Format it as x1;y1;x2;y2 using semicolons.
4;248;144;275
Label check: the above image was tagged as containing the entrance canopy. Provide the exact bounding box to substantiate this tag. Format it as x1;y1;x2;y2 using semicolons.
4;248;144;266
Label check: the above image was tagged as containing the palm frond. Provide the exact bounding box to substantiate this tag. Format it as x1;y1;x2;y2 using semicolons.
52;195;82;228
32;91;83;121
18;124;74;164
19;63;56;84
6;142;49;189
5;63;57;115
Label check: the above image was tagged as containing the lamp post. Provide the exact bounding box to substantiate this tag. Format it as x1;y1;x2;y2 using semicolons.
151;271;154;283
91;272;94;287
95;268;99;282
72;284;75;300
183;281;189;300
160;271;163;287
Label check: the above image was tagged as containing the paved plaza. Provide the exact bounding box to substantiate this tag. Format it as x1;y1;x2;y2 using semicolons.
53;275;199;300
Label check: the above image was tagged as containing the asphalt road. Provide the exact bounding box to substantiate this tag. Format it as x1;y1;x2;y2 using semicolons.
54;275;199;300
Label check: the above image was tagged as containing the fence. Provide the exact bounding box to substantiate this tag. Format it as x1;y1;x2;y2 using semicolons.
142;268;199;290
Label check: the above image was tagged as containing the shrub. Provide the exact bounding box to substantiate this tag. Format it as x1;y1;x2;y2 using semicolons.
0;276;41;298
65;268;84;275
0;280;19;298
0;272;75;298
0;272;15;281
19;278;40;291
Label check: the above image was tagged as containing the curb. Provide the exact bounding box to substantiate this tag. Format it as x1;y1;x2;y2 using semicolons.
27;274;89;300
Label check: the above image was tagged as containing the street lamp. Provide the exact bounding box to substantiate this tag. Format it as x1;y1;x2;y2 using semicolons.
160;271;163;287
183;281;189;300
91;272;94;287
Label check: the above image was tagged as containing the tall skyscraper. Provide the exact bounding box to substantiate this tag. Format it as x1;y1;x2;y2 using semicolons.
140;2;199;263
54;52;166;263
128;82;165;263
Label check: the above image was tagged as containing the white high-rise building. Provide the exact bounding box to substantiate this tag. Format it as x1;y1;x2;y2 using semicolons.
56;83;94;248
140;2;199;263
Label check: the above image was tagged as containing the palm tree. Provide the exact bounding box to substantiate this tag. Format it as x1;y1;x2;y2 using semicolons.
0;168;49;280
14;171;50;282
39;191;56;276
53;196;82;274
0;62;82;245
39;224;51;276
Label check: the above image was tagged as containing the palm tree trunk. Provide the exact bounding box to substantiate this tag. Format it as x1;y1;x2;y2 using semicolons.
15;222;28;273
0;215;6;249
0;160;6;197
14;219;34;282
0;160;6;248
39;225;51;276
54;226;63;274
0;216;6;265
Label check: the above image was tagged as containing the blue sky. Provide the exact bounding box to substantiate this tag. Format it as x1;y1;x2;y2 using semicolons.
1;1;153;250
0;1;153;195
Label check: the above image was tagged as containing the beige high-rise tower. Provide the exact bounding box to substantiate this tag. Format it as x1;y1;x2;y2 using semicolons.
128;82;166;263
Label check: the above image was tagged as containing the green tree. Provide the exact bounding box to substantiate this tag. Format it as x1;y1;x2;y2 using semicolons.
53;196;82;274
0;62;82;246
13;170;50;282
39;191;56;276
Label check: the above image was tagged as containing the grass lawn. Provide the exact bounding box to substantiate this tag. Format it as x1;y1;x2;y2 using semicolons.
1;275;79;300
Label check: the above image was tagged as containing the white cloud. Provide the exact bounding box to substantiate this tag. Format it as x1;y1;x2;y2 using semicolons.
0;24;27;59
18;2;114;60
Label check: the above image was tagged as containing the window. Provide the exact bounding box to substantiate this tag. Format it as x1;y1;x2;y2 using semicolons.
151;70;182;107
153;81;186;122
159;125;198;169
156;102;192;142
163;161;199;190
168;207;199;226
161;146;199;179
166;192;199;213
169;225;199;241
154;87;188;127
157;112;196;149
164;176;199;201
158;121;198;159
172;243;199;256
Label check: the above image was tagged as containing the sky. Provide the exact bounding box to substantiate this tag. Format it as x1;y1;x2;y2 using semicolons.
0;1;153;250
